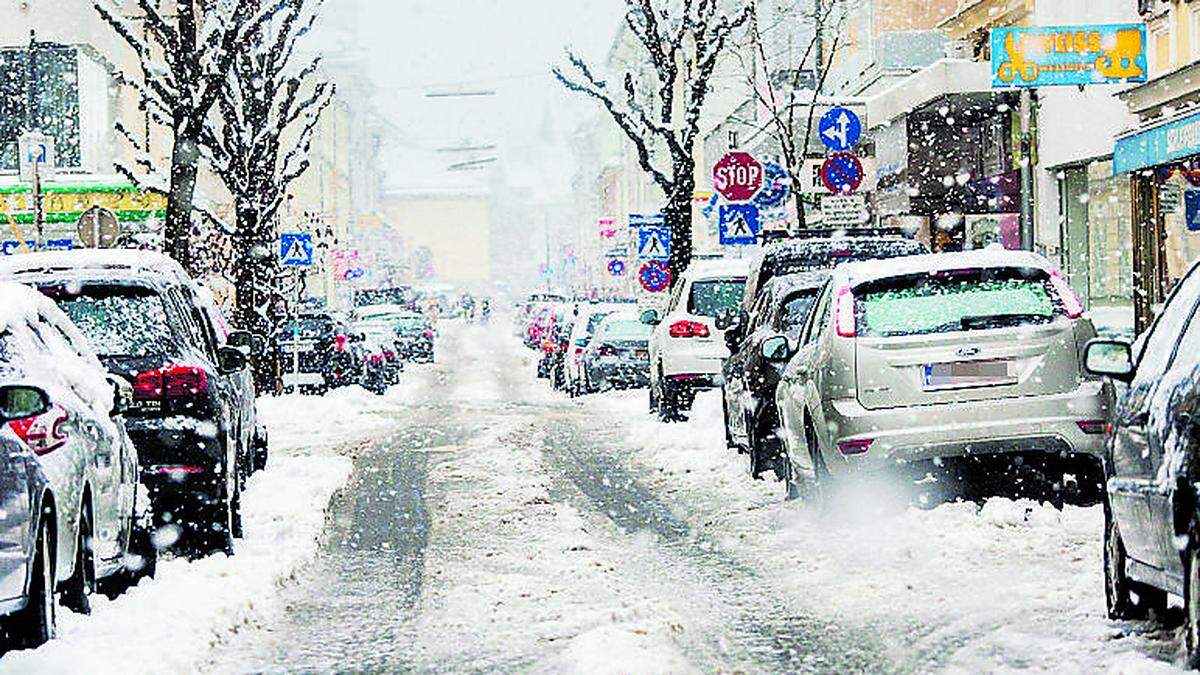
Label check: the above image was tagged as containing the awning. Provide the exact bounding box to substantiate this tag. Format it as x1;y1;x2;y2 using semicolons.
866;59;994;130
1113;106;1200;174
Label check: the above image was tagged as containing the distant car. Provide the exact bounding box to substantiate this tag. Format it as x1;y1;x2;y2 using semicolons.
0;250;256;554
277;311;363;392
0;282;148;648
774;250;1111;503
581;312;654;391
564;302;629;397
392;313;436;362
354;319;404;394
643;258;749;422
1084;259;1200;654
721;272;827;482
741;234;928;318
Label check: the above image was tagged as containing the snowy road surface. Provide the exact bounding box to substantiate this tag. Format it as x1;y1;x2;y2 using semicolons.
3;322;1195;672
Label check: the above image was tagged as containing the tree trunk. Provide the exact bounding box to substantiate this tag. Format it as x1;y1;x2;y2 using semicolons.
793;188;808;232
233;205;280;392
165;130;200;272
666;173;695;290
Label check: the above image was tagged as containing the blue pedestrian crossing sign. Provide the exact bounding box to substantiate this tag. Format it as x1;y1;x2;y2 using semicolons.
280;232;314;267
719;204;760;246
638;226;671;261
819;107;863;152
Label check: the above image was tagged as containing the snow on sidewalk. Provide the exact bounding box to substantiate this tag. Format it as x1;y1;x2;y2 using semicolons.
0;384;413;674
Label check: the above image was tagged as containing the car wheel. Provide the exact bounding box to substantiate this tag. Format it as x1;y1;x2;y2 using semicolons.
8;515;55;648
648;373;659;413
231;472;245;540
1104;503;1166;620
60;505;94;615
253;433;270;473
721;390;737;451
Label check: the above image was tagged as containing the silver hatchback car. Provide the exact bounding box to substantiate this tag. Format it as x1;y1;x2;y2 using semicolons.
772;250;1112;502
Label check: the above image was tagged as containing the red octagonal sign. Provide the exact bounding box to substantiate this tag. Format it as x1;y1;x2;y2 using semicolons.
713;152;764;203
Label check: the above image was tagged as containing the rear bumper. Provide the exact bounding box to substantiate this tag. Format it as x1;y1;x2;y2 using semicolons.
660;346;726;381
822;380;1111;474
126;417;226;503
592;362;650;388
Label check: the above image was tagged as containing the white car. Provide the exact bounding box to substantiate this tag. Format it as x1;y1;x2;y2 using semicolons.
0;282;147;631
563;302;631;396
643;258;749;421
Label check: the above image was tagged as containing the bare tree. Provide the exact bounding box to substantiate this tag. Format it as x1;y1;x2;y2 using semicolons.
737;0;847;229
93;0;270;271
199;0;333;382
554;0;750;282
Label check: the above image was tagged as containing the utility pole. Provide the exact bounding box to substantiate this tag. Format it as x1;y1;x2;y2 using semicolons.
1019;88;1035;251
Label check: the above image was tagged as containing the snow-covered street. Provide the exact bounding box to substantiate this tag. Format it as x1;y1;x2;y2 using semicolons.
0;322;1189;673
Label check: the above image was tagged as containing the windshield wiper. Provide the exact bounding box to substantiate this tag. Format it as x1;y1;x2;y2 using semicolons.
961;313;1049;329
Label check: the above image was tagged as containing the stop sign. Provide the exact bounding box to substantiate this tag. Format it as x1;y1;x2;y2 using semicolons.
713;152;764;202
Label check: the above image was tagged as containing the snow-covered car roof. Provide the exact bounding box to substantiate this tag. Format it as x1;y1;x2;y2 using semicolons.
682;257;750;280
761;271;830;295
0;248;191;287
834;249;1057;288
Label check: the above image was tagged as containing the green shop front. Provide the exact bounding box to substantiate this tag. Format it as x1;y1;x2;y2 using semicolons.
0;183;167;254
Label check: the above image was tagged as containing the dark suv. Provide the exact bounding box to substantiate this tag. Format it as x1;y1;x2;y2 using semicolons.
277;310;363;392
0;250;256;553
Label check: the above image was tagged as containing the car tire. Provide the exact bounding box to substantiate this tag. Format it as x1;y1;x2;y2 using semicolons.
1104;503;1166;620
60;505;94;615
721;391;738;451
648;374;659;413
8;516;55;648
253;433;269;474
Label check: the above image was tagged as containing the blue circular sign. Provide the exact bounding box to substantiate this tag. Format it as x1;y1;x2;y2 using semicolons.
639;261;671;293
753;161;791;210
818;107;863;152
608;259;626;277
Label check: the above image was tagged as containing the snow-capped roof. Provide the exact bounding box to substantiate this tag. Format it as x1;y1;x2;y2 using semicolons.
0;249;191;287
835;249;1056;288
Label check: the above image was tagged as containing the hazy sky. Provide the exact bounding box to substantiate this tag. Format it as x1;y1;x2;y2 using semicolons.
346;0;627;197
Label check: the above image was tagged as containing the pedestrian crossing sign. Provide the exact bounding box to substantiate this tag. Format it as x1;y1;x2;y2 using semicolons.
719;204;760;246
280;232;315;267
637;226;671;261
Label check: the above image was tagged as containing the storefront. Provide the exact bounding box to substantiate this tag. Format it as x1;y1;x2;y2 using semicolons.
0;182;167;253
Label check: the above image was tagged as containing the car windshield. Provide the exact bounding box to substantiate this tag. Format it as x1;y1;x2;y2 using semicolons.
688;279;746;317
597;319;652;341
780;290;820;333
857;269;1057;337
45;284;174;358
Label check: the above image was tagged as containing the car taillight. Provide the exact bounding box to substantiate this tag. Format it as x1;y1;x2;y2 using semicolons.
598;345;618;356
669;320;710;338
334;334;348;353
1049;270;1085;319
835;286;857;338
1076;420;1108;435
133;366;208;400
423;330;434;339
837;438;873;455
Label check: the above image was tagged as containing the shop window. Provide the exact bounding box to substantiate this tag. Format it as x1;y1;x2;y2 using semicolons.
1161;173;1200;288
1085;161;1134;311
0;43;80;173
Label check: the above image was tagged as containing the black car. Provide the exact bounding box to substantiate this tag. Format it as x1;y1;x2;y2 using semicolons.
0;250;256;554
741;232;928;316
1085;261;1200;663
392;313;436;362
277;311;363;392
721;272;827;484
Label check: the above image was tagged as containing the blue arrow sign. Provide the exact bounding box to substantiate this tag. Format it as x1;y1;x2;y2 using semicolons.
638;226;671;261
753;161;791;210
819;107;862;152
719;204;761;246
280;232;315;267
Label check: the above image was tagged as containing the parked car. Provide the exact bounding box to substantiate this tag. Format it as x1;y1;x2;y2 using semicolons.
721;272;827;482
0;250;256;554
277;310;363;393
774;250;1111;504
643;258;749;422
740;233;927;318
354;319;404;394
564;302;630;397
392;313;436;362
0;281;148;649
581;312;653;392
1084;260;1200;658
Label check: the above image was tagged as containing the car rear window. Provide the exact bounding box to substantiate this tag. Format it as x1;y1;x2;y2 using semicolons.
46;284;175;358
598;319;652;341
857;269;1056;338
394;317;429;333
688;279;746;317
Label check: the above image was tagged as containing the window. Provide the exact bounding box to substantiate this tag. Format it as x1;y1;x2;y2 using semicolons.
687;278;747;318
596;318;652;341
1135;264;1200;382
803;283;832;346
0;43;80;171
44;283;175;358
778;290;820;334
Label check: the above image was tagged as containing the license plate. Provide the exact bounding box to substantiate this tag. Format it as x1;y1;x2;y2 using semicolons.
283;341;316;353
923;359;1015;390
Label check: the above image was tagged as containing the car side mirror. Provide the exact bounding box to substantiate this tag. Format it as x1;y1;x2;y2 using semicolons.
640;309;660;326
217;345;249;375
724;331;741;353
106;376;134;417
0;385;50;422
1084;339;1134;382
761;335;793;363
715;309;734;331
228;330;266;357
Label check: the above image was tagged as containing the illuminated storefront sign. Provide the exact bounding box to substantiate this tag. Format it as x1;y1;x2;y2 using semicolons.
991;24;1147;88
